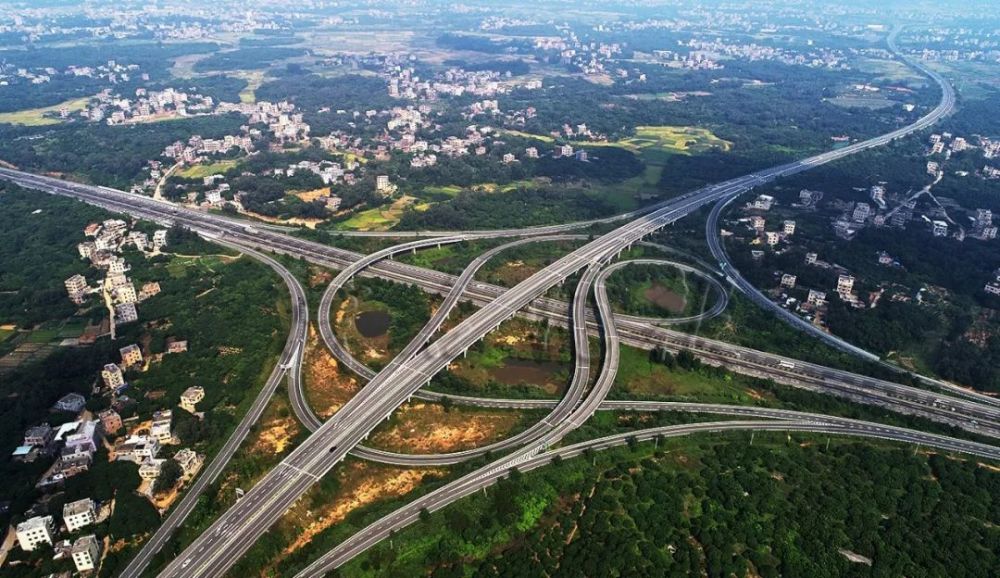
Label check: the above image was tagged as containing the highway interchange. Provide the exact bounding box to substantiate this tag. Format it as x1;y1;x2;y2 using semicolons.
0;25;997;578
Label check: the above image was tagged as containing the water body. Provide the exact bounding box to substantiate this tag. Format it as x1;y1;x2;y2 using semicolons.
487;358;564;386
355;310;391;338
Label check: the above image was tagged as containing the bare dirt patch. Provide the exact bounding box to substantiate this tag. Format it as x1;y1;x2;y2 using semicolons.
644;281;686;314
252;414;299;455
303;324;361;418
307;267;333;289
487;260;540;287
369;402;523;454
274;461;443;564
294;187;331;202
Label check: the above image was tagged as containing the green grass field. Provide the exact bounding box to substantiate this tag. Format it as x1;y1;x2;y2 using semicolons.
614;345;755;403
505;125;731;157
612;125;733;155
0;96;93;126
336;196;432;231
237;70;266;103
176;159;241;179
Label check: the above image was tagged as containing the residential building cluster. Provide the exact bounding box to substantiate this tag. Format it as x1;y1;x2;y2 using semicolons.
0;58;143;89
70;219;168;336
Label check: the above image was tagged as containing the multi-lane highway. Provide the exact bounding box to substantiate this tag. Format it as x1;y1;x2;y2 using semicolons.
6;166;992;434
157;25;968;573
0;26;981;578
159;160;775;577
308;234;596;466
297;192;1000;575
118;241;308;578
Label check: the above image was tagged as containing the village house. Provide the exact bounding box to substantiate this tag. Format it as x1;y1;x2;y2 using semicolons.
16;516;55;551
101;363;124;389
53;393;86;414
139;458;166;480
114;434;160;463
98;408;123;434
62;498;96;532
837;275;855;298
116;302;139;324
807;289;828;306
151;410;173;443
71;534;101;572
166;339;188;354
64;274;89;304
138;281;161;301
23;424;54;447
120;344;143;368
179;386;205;414
174;448;204;479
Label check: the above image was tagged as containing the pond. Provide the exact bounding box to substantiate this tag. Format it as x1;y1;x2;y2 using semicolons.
355;310;391;338
487;358;564;386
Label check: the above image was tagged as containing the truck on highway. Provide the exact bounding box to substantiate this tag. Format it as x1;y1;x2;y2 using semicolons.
777;360;796;370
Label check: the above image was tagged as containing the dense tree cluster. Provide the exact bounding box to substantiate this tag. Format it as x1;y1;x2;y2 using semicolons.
192;47;307;73
0;42;219;112
345;441;1000;578
0;114;246;188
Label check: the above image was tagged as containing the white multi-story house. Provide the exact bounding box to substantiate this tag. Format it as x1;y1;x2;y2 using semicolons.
64;420;100;455
807;289;827;306
63;498;96;532
153;229;168;249
139;458;166;480
151;410;172;443
114;435;160;463
174;448;204;479
837;275;855;296
65;274;89;304
71;534;101;572
752;195;774;211
852;202;871;223
16;516;55;551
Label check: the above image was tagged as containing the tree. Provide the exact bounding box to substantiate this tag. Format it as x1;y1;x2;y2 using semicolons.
154;459;183;494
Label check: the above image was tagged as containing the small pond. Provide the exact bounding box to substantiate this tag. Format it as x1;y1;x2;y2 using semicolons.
355;310;391;338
